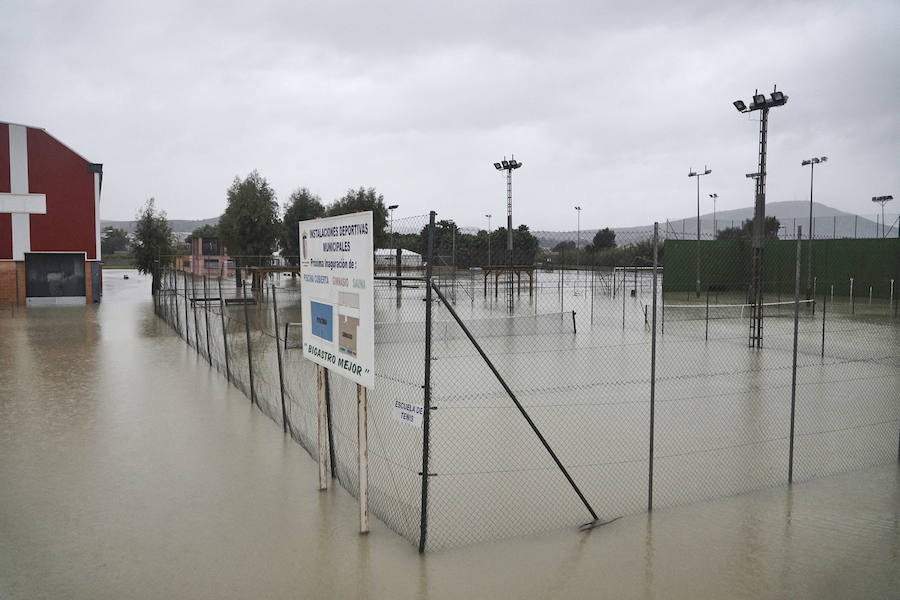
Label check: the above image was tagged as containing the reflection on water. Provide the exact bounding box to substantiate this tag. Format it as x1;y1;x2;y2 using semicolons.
0;270;898;599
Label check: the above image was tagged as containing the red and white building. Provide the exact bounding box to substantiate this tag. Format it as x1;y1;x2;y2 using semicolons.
0;122;103;305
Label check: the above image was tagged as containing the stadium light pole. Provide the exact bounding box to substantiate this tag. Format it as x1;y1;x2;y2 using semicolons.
801;157;827;298
709;193;718;236
494;156;523;313
688;166;711;298
485;214;492;267
734;86;789;348
872;195;893;238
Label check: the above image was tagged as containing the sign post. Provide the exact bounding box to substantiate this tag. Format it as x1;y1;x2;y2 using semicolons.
299;212;375;531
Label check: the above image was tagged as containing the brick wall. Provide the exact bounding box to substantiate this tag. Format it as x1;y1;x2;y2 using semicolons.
0;261;25;305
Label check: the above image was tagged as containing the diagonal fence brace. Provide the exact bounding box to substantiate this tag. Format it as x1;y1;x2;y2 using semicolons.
430;282;599;523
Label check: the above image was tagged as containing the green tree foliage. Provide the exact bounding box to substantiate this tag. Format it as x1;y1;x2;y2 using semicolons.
217;171;281;263
185;224;219;244
592;227;616;249
100;226;129;254
132;198;176;293
717;217;781;241
552;240;576;252
326;187;389;248
281;188;325;259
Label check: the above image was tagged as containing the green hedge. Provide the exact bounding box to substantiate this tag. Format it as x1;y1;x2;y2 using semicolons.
663;238;899;299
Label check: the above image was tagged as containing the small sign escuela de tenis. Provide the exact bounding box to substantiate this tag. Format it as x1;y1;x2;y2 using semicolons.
299;212;375;389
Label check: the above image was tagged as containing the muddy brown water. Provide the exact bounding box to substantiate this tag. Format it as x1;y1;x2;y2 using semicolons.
1;270;898;599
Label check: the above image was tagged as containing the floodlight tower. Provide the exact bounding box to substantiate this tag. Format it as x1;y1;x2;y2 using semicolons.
575;206;582;292
493;156;523;313
801;157;827;298
688;166;712;297
733;86;789;348
485;214;492;267
709;193;718;236
872;195;894;238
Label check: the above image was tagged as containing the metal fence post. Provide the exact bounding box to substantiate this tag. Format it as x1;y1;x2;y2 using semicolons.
219;277;231;383
183;270;191;347
419;210;435;554
173;268;181;336
191;273;200;356
821;290;827;359
203;275;211;364
649;223;659;511
789;226;802;483
242;282;256;405
271;284;288;433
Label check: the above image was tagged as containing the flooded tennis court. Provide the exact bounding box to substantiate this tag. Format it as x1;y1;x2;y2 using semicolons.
1;270;898;598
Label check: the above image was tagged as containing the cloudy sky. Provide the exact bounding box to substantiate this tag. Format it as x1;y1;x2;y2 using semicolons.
2;0;898;230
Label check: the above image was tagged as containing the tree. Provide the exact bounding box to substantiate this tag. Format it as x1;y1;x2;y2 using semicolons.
217;170;281;264
132;198;176;294
281;188;325;258
326;187;389;248
100;226;129;254
717;217;781;241
185;224;219;244
552;240;576;252
593;227;616;249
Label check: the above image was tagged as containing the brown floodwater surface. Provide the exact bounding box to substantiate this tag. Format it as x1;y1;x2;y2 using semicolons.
0;271;897;599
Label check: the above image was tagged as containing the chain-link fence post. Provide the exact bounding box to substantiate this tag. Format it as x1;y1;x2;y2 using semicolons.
418;210;435;554
649;222;659;511
242;282;256;405
183;270;190;347
203;275;211;363
218;277;231;383
789;225;802;483
173;267;180;336
191;273;200;355
271;284;288;433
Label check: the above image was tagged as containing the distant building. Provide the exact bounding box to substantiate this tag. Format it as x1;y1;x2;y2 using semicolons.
374;248;423;269
174;237;235;277
0;122;102;306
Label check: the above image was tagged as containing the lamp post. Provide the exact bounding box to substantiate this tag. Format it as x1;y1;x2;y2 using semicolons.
493;156;523;313
801;157;827;298
709;193;718;236
872;196;894;238
733;86;789;348
485;214;492;267
688;166;711;298
575;206;582;293
388;204;399;287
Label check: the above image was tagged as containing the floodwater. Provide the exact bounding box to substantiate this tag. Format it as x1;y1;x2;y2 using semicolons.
1;270;898;599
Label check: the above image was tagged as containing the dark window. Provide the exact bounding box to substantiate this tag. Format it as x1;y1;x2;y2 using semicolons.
25;253;86;297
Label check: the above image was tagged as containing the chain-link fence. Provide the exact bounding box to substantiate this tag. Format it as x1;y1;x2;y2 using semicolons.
153;213;899;553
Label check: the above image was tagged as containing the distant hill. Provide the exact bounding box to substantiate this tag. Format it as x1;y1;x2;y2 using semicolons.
102;217;220;239
533;202;884;248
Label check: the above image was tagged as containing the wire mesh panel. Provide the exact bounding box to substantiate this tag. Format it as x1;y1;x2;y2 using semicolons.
150;216;899;552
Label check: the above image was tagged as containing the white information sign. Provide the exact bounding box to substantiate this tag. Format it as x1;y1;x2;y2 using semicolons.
299;212;375;388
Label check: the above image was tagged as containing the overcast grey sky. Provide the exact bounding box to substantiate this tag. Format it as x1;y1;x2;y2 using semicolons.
2;0;898;229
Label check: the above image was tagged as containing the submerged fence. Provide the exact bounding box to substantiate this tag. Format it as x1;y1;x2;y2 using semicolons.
154;214;900;552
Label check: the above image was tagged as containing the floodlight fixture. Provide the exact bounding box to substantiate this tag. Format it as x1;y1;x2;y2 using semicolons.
388;204;399;210
872;195;894;238
688;165;712;297
745;172;760;179
493;154;524;312
733;85;789;348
